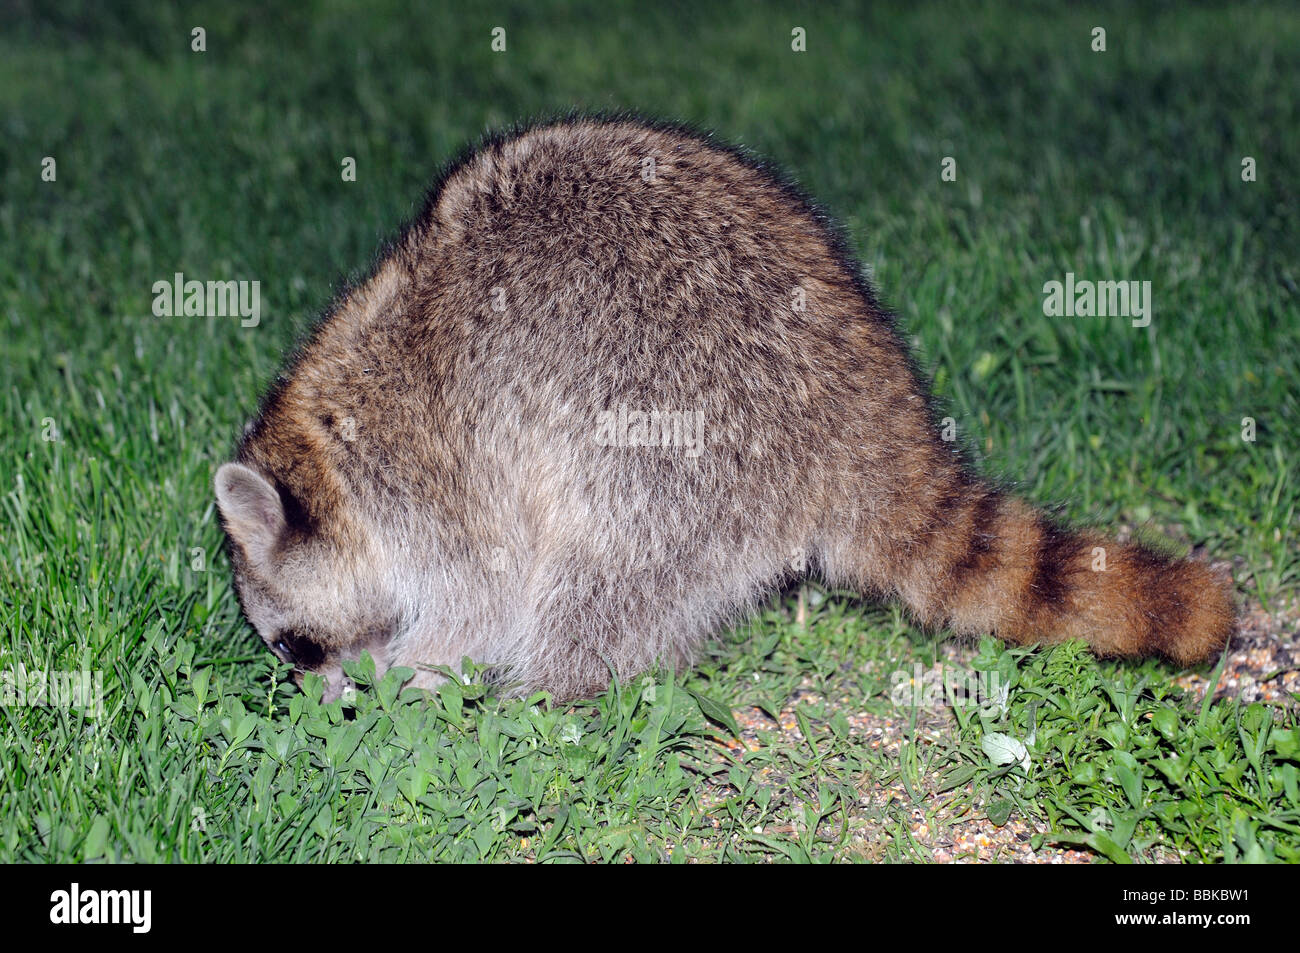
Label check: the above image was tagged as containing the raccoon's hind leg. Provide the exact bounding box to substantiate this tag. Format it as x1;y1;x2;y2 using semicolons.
821;466;1235;665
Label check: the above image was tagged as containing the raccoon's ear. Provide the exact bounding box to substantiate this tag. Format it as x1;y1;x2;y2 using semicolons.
215;462;286;564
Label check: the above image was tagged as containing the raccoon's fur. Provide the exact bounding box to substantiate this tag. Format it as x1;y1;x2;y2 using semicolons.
215;116;1235;702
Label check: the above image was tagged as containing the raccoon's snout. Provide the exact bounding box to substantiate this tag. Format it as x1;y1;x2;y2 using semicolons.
276;626;395;702
276;643;350;701
318;673;356;704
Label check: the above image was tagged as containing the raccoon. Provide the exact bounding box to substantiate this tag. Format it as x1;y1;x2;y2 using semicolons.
215;116;1235;702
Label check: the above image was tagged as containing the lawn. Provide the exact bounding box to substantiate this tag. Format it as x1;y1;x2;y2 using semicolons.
1;0;1297;862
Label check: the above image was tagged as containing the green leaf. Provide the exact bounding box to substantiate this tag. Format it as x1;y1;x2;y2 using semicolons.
1112;763;1143;810
1272;728;1299;762
987;799;1013;826
686;688;740;738
1151;707;1179;743
1086;831;1133;864
1071;762;1098;784
439;680;463;726
83;815;110;859
972;350;999;381
982;732;1029;768
938;764;979;793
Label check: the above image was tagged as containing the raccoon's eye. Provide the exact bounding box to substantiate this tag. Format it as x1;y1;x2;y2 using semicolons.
275;628;326;668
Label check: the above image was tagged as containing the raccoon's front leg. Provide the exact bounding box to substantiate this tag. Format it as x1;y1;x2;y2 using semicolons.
390;613;504;694
483;563;707;701
393;614;610;701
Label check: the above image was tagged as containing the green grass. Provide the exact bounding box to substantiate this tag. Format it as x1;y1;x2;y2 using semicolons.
1;0;1297;862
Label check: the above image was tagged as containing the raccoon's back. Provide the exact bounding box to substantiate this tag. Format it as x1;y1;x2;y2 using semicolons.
262;119;922;542
410;120;917;465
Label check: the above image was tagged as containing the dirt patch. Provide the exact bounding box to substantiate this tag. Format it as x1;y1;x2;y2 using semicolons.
694;598;1298;862
1174;599;1300;705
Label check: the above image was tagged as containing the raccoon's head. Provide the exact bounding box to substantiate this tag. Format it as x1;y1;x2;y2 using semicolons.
214;461;397;700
